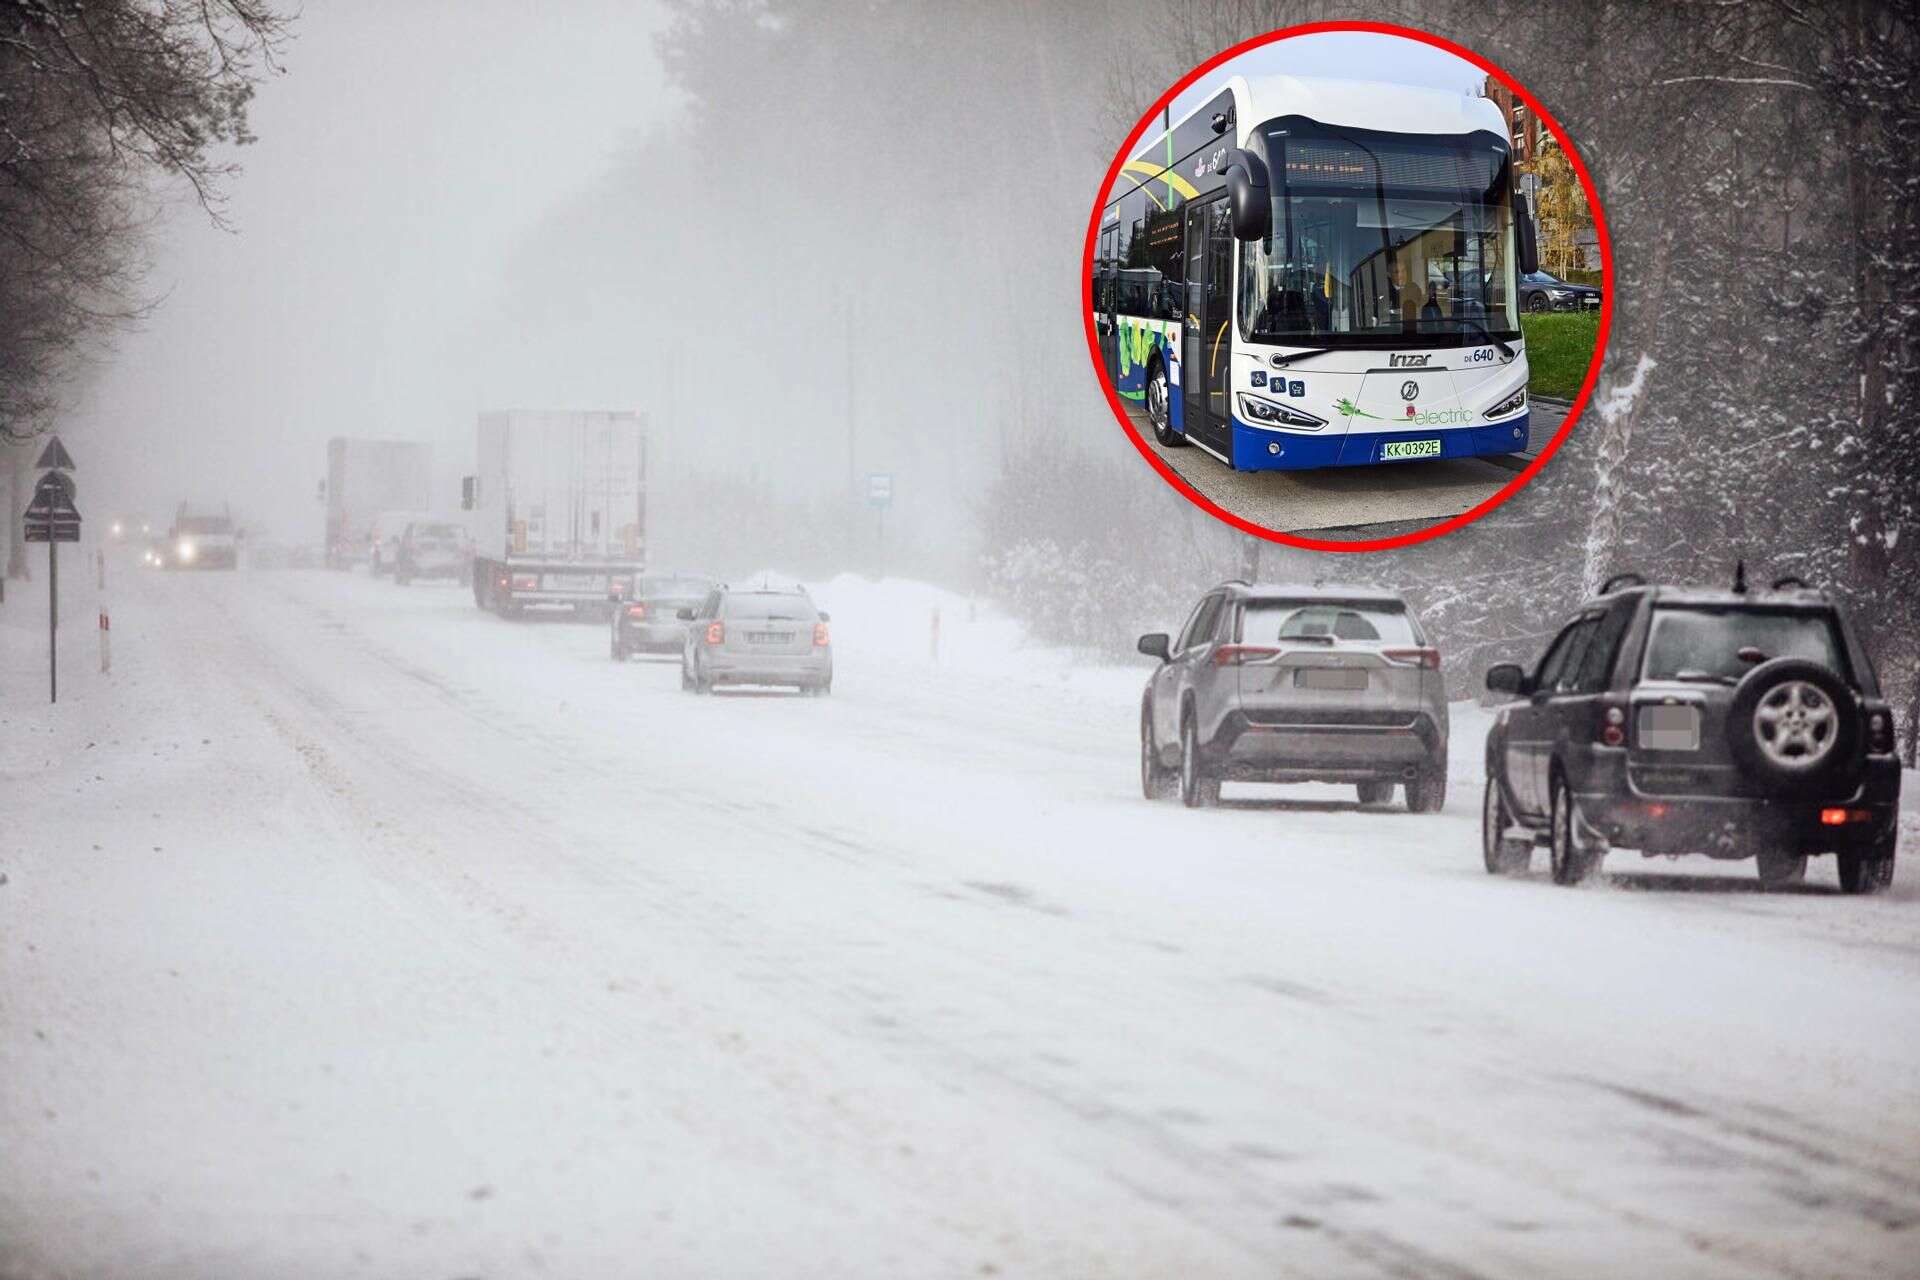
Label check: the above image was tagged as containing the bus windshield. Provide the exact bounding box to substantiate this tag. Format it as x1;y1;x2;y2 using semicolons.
1238;118;1518;347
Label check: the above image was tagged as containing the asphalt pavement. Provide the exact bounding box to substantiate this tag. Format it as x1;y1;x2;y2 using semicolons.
1125;399;1567;540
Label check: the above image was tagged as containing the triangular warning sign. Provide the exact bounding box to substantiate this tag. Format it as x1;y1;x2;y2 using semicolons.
35;436;76;471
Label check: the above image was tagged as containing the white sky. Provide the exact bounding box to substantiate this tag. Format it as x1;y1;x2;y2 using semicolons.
67;0;679;538
1168;31;1488;121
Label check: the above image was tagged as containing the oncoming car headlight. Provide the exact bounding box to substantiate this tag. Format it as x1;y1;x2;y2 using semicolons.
1236;393;1327;432
177;538;197;563
1484;387;1527;420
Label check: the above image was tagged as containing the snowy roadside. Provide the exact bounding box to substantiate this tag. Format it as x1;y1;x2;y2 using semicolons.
5;561;1919;1280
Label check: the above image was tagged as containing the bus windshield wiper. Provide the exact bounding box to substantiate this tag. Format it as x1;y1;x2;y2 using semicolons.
1447;316;1514;358
1268;346;1337;368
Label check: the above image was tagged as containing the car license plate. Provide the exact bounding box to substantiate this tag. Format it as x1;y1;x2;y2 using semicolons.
747;631;792;644
1638;704;1700;751
547;572;602;591
1296;667;1368;691
1381;438;1441;460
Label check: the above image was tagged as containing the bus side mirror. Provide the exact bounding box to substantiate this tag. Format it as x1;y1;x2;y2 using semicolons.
1514;192;1540;275
461;476;476;511
1224;149;1271;241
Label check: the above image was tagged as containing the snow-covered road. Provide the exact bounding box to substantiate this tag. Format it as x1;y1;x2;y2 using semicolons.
4;563;1918;1278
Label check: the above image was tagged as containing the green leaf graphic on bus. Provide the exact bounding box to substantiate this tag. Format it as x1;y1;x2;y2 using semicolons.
1335;397;1384;421
1116;319;1163;400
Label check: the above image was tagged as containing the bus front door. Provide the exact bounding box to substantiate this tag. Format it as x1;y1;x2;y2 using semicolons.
1182;196;1233;460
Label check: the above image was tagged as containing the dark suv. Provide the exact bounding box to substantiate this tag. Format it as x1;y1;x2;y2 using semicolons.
1138;582;1449;811
1481;570;1900;892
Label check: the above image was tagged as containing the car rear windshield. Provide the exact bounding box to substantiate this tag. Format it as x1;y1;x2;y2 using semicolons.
641;577;714;597
413;523;461;540
1642;607;1848;684
721;592;817;621
1240;601;1416;645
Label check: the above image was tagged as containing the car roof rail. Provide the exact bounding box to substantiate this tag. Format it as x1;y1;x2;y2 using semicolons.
1770;574;1812;591
1598;572;1646;595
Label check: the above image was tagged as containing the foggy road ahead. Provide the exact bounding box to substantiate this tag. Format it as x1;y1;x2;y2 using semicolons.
4;563;1918;1279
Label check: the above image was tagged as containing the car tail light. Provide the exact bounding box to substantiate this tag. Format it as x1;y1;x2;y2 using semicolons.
1382;647;1440;670
626;603;647;619
813;621;830;646
511;573;538;591
1213;645;1280;666
1597;701;1627;747
496;574;509;590
705;620;724;645
1821;807;1873;825
1867;709;1894;755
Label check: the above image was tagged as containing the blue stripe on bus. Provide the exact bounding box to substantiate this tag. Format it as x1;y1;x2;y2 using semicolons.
1228;413;1531;471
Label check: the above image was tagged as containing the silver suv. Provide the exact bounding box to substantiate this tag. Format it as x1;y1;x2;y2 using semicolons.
1138;583;1449;810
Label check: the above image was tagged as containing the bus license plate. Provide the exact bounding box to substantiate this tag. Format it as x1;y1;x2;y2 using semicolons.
1381;439;1441;460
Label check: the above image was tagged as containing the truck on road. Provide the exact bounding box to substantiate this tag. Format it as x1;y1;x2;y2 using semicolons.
325;438;433;569
465;410;647;617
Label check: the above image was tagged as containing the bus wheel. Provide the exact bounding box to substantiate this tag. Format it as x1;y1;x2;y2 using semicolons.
1146;362;1182;448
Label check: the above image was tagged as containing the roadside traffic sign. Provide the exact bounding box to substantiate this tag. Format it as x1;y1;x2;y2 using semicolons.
866;472;893;509
35;435;76;472
27;435;82;701
33;470;76;505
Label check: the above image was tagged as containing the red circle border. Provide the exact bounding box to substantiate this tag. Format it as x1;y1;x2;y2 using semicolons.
1079;19;1614;553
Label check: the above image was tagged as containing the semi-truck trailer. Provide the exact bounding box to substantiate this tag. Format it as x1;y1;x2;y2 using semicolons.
465;410;647;617
325;438;433;569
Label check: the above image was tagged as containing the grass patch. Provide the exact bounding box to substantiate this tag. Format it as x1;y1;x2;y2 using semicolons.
1521;310;1602;400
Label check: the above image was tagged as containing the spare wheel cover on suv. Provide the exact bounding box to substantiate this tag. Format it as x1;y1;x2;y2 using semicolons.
1725;657;1859;797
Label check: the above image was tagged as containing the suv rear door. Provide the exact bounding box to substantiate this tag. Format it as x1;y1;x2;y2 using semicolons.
1150;591;1226;748
1504;615;1597;816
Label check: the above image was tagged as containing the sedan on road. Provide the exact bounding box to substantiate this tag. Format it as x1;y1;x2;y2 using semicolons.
680;585;832;695
394;521;471;585
612;574;717;661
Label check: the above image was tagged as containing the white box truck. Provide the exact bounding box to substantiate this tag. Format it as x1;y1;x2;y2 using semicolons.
465;410;647;616
325;438;433;569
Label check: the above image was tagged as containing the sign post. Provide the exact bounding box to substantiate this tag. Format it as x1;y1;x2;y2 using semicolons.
866;472;892;578
24;437;81;703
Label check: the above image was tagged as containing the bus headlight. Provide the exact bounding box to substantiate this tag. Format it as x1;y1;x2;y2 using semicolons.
1484;388;1527;419
1236;393;1327;432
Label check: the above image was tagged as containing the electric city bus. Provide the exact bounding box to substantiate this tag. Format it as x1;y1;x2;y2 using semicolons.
1095;74;1542;471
